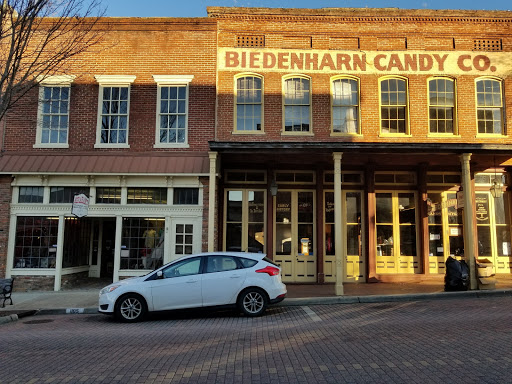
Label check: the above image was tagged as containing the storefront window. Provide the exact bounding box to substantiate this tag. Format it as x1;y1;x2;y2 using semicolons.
14;216;58;268
96;187;121;204
297;192;314;256
127;188;167;204
63;217;91;268
226;191;243;252
121;218;165;270
325;192;335;255
476;193;492;257
495;195;512;257
275;192;292;255
346;192;362;256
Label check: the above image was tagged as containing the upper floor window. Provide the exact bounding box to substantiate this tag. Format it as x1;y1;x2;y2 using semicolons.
19;186;44;203
127;187;167;205
283;76;311;133
173;188;199;205
429;78;455;134
96;187;121;204
235;75;262;132
332;77;359;134
476;78;503;135
380;77;408;134
35;75;75;148
94;75;136;148
50;187;90;203
153;75;193;148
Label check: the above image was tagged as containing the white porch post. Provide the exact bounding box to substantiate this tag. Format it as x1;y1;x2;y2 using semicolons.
113;215;123;282
164;216;171;264
460;153;477;290
5;214;17;278
54;215;65;291
208;151;218;252
333;152;344;295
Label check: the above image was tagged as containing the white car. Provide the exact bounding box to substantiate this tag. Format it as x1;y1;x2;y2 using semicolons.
99;252;287;322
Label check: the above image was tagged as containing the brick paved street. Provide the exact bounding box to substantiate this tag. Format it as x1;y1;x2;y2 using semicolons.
1;296;512;383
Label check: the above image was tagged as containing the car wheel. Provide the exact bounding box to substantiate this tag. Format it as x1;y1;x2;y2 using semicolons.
115;293;147;323
238;288;268;317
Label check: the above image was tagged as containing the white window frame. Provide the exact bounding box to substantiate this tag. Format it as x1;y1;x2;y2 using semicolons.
153;75;194;148
234;73;264;134
34;75;75;149
94;75;136;149
282;75;313;135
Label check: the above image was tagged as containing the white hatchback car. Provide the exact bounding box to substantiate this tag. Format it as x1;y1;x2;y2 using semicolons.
99;252;287;322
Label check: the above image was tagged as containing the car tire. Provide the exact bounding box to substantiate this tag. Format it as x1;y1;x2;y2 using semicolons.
114;293;147;323
238;288;268;317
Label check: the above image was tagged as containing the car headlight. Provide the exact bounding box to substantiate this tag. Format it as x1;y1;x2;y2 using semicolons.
100;285;120;295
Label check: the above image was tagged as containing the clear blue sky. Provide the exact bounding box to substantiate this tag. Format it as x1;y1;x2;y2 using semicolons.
104;0;511;18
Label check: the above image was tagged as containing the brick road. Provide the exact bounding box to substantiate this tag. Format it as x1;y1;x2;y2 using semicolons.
1;296;512;383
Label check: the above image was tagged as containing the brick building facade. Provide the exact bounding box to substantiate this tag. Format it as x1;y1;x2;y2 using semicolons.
1;7;512;291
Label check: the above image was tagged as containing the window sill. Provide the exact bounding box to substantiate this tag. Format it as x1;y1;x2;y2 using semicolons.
378;133;412;138
231;130;265;135
330;132;363;137
153;143;190;149
94;143;130;149
281;131;314;136
475;134;506;138
428;134;461;138
33;143;69;149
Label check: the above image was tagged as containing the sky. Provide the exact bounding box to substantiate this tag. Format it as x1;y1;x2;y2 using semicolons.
103;0;511;18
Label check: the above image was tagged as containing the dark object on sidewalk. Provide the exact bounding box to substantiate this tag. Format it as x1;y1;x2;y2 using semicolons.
0;277;14;307
445;257;469;291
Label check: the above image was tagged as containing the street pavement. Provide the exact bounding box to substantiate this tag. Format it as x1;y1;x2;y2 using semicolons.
1;296;512;383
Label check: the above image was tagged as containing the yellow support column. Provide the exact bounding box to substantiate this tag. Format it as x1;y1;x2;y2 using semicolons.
460;153;477;290
208;152;218;252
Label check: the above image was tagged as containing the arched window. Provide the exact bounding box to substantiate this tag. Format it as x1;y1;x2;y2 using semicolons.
476;78;503;134
235;75;262;132
283;76;311;132
332;77;359;134
380;77;408;134
428;77;456;134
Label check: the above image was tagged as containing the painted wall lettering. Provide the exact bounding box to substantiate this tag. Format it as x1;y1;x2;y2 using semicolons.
219;48;508;75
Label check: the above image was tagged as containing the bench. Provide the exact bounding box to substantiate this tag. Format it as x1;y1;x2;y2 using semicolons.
0;278;14;308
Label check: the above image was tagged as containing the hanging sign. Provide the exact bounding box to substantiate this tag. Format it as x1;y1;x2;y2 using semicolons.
72;193;90;218
456;191;464;209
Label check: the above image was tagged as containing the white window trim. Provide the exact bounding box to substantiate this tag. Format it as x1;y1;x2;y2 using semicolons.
234;73;264;134
282;75;313;135
153;75;193;148
34;76;76;149
94;75;136;149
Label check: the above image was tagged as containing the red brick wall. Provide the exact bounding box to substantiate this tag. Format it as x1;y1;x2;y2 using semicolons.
4;19;217;153
0;176;11;278
214;9;512;146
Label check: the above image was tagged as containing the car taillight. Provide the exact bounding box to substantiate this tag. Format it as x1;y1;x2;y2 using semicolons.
256;266;280;276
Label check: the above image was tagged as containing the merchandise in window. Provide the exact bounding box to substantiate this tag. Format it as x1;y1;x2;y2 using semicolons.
39;86;70;144
332;78;359;134
236;76;262;131
159;86;187;143
121;218;165;270
380;78;407;134
476;78;503;134
14;216;58;268
284;77;310;132
429;78;455;134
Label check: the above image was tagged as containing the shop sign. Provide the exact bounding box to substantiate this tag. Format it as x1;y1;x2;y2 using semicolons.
475;196;489;222
219;48;512;76
72;193;89;218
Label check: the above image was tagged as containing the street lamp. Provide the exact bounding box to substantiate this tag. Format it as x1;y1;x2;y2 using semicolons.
270;179;278;197
490;157;503;199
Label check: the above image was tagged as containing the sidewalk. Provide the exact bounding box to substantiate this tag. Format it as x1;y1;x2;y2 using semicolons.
2;277;512;324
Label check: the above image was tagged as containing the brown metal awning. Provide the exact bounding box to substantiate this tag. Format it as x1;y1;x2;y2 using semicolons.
0;153;211;175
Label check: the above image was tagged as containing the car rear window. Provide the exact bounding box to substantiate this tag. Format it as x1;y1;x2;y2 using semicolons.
237;257;258;268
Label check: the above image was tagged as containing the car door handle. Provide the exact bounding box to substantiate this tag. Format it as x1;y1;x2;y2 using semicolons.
230;275;241;279
186;280;198;283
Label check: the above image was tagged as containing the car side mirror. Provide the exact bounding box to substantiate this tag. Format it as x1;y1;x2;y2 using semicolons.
156;270;163;279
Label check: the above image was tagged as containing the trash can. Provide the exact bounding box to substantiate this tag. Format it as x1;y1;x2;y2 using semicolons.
444;256;469;291
476;258;496;290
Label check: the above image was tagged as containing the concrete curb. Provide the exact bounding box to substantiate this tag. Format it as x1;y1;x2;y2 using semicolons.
2;288;511;322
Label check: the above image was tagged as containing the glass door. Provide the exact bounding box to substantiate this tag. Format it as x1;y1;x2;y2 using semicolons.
274;190;316;282
224;189;266;253
476;192;512;273
376;191;419;274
